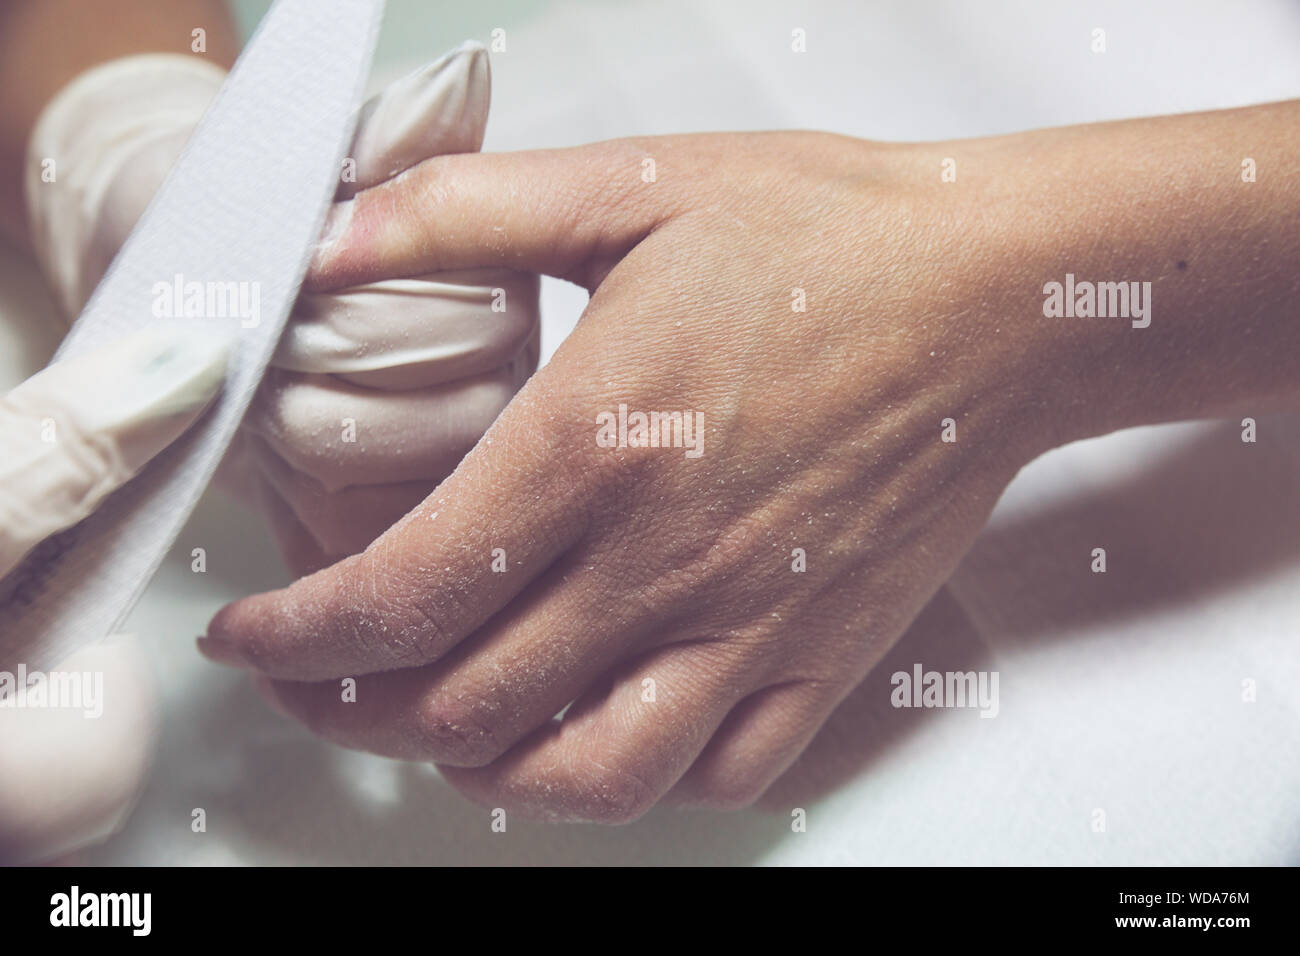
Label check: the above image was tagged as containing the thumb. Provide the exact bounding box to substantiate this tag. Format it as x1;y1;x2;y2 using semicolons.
0;326;229;578
307;138;688;291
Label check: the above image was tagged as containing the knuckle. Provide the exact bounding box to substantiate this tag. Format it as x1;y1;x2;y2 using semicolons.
411;694;501;766
348;543;455;663
584;430;662;495
576;760;659;824
326;599;395;661
647;511;773;603
556;402;664;505
307;553;425;665
384;162;456;240
400;587;471;664
485;384;612;520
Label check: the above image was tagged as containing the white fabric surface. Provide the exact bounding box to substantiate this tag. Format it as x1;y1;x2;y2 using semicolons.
1;0;1296;864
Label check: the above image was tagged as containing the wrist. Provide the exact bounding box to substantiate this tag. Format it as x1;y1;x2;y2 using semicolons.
913;101;1300;456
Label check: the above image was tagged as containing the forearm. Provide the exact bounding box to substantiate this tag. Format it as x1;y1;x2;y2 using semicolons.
923;100;1300;450
0;0;238;248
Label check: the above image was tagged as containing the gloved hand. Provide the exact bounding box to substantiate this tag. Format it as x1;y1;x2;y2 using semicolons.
25;43;541;575
0;326;228;863
245;43;540;573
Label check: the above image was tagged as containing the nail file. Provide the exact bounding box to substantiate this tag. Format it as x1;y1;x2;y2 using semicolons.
0;0;386;672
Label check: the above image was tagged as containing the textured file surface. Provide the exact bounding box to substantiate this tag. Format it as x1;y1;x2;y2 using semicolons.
0;0;384;671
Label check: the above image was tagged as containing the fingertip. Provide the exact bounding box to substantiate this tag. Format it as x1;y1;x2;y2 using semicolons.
201;562;362;680
201;593;267;657
203;590;285;664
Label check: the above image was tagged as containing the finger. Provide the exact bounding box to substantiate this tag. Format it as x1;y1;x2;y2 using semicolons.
438;641;762;824
308;138;694;291
664;680;840;811
244;365;520;491
203;381;593;681
0;326;227;577
247;433;437;557
249;551;671;765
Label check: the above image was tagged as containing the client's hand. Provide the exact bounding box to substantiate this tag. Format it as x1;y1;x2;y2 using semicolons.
205;103;1300;821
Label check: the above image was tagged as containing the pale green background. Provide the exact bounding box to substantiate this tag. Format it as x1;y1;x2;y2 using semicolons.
230;0;557;63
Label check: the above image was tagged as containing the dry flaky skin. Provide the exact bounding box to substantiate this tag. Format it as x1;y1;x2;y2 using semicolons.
3;33;536;859
207;105;1300;823
23;42;541;575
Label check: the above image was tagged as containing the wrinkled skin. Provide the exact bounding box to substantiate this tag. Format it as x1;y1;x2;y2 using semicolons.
203;133;1046;821
204;109;1300;822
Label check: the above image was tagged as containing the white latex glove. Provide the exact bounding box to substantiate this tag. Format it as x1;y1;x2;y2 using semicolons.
0;327;228;863
26;44;541;576
249;42;540;572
